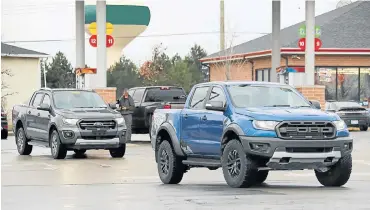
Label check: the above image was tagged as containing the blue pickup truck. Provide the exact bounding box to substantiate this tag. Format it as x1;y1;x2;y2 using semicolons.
150;81;353;188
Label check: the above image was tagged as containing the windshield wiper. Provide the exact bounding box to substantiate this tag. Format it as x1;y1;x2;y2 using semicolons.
291;105;312;108
74;106;95;108
264;105;290;107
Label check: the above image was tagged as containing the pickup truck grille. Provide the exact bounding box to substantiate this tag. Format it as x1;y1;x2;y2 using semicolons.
276;121;336;140
79;120;116;130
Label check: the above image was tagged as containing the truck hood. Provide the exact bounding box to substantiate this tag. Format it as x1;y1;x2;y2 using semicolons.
234;107;340;121
56;108;121;119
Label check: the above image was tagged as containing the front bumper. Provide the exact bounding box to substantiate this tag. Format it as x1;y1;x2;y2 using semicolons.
240;136;353;170
338;115;369;127
59;126;127;150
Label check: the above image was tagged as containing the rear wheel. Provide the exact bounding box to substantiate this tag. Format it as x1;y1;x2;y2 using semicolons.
74;149;86;155
315;154;352;187
360;125;368;131
109;144;126;158
16;127;33;155
50;130;67;159
1;129;8;139
157;140;185;184
221;139;258;188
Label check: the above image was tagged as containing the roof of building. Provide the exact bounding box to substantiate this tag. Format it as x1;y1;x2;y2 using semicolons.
205;1;370;59
1;43;48;58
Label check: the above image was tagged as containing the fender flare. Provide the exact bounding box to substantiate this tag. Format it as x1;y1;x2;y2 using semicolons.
221;123;245;145
156;123;185;157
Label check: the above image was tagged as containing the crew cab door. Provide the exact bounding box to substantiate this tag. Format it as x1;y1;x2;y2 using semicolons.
38;94;52;141
180;86;209;156
200;86;227;157
131;88;146;129
26;92;44;139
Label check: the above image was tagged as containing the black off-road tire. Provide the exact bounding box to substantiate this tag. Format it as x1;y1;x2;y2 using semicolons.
50;130;67;159
157;140;185;184
360;125;368;131
221;139;258;188
255;170;269;184
109;144;126;158
74;149;86;155
1;129;8;139
315;154;352;187
15;127;33;155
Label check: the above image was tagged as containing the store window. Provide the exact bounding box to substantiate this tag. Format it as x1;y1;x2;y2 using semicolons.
315;67;337;100
337;68;359;101
360;67;370;104
255;69;270;82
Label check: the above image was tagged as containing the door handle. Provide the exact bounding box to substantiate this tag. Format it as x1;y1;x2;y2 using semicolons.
37;113;40;117
28;111;31;114
183;114;188;119
48;114;51;118
201;115;207;121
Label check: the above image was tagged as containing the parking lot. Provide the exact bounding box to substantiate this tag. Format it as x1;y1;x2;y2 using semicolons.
2;131;370;210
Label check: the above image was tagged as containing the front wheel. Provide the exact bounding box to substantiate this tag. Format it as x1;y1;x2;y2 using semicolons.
50;130;67;159
255;171;269;184
360;125;368;131
221;139;258;188
109;144;126;158
315;154;352;187
16;127;33;155
157;140;185;184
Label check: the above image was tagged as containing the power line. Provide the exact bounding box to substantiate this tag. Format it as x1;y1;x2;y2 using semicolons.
2;31;269;44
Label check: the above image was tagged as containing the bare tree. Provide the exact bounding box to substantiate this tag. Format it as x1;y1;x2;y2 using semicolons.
1;68;17;106
213;32;249;81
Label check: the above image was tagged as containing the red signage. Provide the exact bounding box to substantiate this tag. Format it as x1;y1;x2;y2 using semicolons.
298;38;306;51
89;35;97;47
315;38;322;51
297;37;322;51
88;35;114;48
106;35;114;48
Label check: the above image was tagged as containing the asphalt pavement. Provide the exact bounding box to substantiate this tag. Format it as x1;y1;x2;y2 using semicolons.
2;131;370;210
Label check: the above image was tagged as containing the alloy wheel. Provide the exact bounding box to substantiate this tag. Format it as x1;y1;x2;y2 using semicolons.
51;133;58;156
17;130;24;151
227;149;241;178
160;149;170;175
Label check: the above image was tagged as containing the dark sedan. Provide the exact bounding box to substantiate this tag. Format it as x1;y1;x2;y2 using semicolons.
325;101;369;131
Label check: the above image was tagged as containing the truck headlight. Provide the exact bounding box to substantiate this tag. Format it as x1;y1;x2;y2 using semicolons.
333;120;346;131
115;117;125;125
62;118;78;125
252;120;279;131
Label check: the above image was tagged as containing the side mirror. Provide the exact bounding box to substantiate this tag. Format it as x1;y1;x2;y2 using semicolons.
37;103;51;112
310;100;321;109
109;103;117;110
205;101;225;112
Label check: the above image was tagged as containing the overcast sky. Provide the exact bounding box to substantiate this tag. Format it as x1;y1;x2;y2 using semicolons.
2;0;346;67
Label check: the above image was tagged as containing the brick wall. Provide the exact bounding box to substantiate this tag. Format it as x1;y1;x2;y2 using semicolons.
94;87;117;104
295;85;326;109
209;54;370;81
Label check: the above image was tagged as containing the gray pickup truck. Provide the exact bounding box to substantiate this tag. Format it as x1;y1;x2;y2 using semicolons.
12;88;127;159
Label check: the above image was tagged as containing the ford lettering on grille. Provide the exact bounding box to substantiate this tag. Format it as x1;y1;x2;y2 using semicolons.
277;121;335;140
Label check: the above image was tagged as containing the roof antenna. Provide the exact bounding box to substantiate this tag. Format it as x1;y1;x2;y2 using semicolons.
336;0;353;8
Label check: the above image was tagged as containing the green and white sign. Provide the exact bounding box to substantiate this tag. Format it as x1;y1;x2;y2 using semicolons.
299;25;321;38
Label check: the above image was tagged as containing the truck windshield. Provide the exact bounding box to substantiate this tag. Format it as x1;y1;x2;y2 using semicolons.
144;87;186;102
53;91;107;109
227;85;311;108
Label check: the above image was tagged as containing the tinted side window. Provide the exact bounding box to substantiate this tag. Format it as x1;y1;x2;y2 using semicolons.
208;87;226;106
42;94;51;106
132;89;145;102
190;86;209;109
32;93;44;107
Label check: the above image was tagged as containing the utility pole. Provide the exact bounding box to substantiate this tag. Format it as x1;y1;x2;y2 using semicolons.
220;0;225;51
